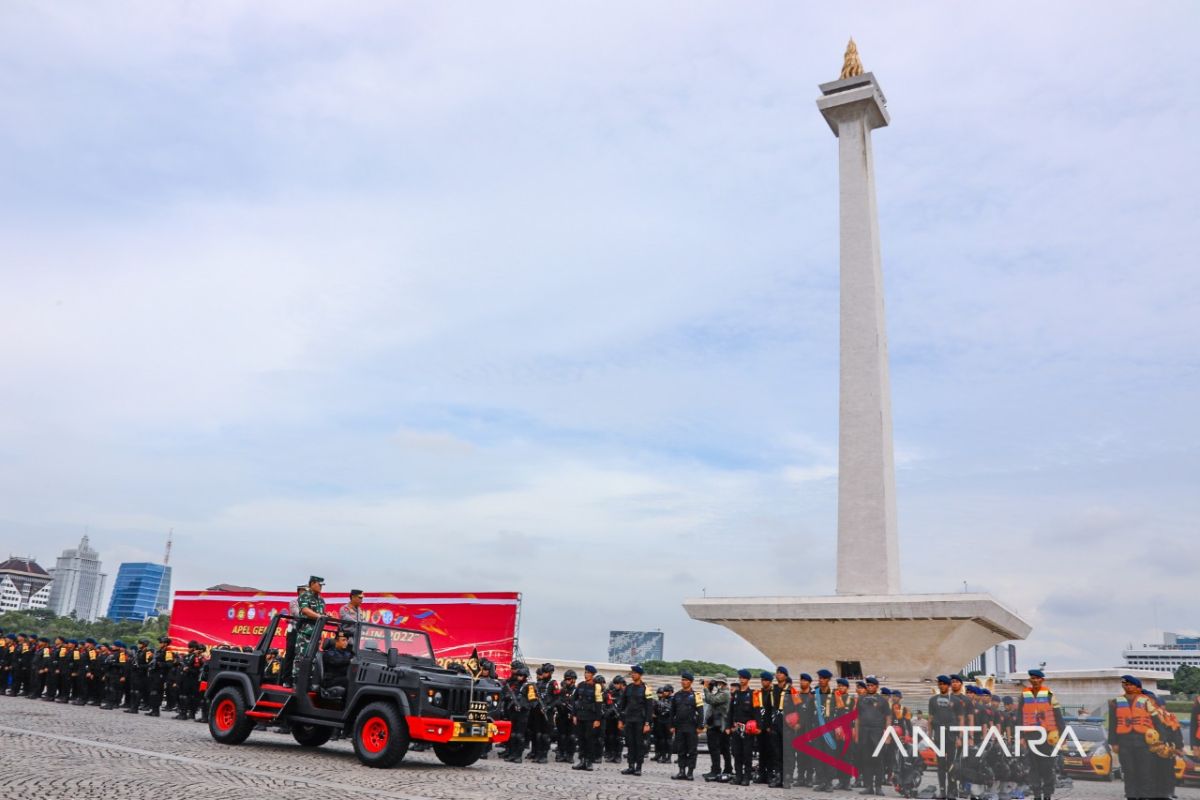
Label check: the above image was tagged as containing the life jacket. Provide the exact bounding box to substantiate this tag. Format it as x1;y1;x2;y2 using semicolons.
752;689;762;708
1021;688;1058;733
1113;694;1154;735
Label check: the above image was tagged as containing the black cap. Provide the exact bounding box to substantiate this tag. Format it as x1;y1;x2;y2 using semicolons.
349;589;363;597
308;575;325;585
158;636;171;644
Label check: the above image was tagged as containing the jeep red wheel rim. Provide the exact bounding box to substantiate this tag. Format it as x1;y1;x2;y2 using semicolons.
214;699;236;732
361;717;388;754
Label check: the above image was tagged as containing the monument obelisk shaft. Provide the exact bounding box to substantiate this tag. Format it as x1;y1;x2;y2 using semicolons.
817;42;900;595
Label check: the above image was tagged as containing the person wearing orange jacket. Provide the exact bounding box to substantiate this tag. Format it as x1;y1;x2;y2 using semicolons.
1108;675;1156;800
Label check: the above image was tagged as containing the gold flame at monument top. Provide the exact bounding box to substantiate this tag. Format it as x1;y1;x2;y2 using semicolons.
840;38;864;80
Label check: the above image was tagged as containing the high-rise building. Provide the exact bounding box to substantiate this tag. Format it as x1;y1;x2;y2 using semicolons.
46;535;107;621
0;557;53;612
1123;632;1200;673
106;562;172;621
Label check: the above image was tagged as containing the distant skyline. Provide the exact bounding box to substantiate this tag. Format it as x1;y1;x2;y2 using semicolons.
2;3;1198;669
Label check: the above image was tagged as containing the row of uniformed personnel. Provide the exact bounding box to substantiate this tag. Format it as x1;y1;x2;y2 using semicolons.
0;629;211;720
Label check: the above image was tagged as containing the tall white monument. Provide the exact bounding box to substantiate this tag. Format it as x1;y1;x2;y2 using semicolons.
684;41;1030;680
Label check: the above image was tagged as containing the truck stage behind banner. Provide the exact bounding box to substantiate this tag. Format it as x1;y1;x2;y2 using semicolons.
168;590;520;676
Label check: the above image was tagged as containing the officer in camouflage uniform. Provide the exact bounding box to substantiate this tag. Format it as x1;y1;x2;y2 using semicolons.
292;575;326;681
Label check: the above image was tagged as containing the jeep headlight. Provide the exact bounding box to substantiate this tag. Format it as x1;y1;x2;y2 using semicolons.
427;690;444;707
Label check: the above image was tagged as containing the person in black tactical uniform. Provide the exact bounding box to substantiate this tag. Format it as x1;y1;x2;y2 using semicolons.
554;668;578;762
669;671;704;780
652;684;674;763
42;636;64;702
125;638;151;713
928;675;958;799
144;636;173;716
70;639;91;705
174;641;205;720
728;668;760;786
618;665;654;776
755;670;778;785
29;636;50;699
504;665;535;763
571;664;605;771
602;675;624;763
854;676;892;796
0;632;12;694
528;663;559;764
14;633;33;697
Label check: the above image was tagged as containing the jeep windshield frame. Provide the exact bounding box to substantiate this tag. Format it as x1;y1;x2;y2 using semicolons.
351;622;435;662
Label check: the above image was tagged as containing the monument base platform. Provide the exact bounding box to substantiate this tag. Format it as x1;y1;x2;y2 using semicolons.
683;593;1031;681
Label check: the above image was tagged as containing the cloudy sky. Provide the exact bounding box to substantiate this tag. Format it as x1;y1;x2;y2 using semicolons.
2;2;1197;671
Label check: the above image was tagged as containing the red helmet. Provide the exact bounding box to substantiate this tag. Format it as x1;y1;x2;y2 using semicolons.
745;720;760;735
785;712;800;727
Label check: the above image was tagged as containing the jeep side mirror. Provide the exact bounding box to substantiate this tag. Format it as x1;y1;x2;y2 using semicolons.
387;648;398;668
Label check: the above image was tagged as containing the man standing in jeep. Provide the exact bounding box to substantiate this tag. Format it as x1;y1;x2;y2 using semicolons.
292;576;325;681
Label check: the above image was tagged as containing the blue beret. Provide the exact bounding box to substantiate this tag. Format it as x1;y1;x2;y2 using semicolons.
631;665;644;675
856;680;867;688
817;669;833;679
799;673;813;682
951;673;966;682
775;665;789;677
893;691;903;698
836;678;849;686
937;675;952;685
584;664;597;674
881;687;893;695
759;671;773;680
3;633;13;640
680;671;694;681
1027;669;1045;678
1121;674;1142;688
1002;696;1013;704
737;668;752;679
865;676;879;685
113;640;125;648
85;638;96;645
981;689;991;696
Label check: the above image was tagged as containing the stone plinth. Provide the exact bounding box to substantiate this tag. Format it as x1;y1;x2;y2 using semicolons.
684;593;1031;681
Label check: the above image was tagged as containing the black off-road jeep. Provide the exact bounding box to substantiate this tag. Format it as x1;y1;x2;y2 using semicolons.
202;614;509;768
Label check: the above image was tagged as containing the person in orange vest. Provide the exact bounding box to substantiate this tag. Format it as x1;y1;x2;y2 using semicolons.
1015;669;1064;800
1108;675;1156;800
765;666;800;788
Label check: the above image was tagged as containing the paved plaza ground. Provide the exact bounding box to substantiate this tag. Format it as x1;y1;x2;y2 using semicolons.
1;694;1197;800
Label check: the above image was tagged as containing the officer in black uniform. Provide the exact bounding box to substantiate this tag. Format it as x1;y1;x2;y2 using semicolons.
504;666;535;763
571;664;604;771
854;676;891;796
652;684;674;762
528;663;559;764
669;671;704;780
175;641;206;719
603;675;625;763
728;668;760;786
618;665;654;776
554;668;578;762
928;675;958;799
0;632;12;693
144;636;173;715
125;638;151;713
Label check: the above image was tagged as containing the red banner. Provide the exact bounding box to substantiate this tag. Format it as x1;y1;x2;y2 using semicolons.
168;590;520;675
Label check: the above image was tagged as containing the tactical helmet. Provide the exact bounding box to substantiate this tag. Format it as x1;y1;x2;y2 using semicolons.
612;675;626;685
540;662;555;674
563;669;577;679
660;684;674;694
515;666;530;678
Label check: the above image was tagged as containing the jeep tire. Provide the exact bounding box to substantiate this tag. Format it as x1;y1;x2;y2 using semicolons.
292;723;333;748
208;687;255;745
352;701;409;768
433;741;485;767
